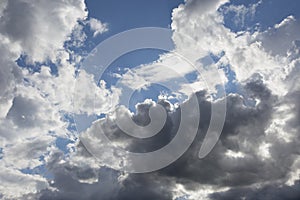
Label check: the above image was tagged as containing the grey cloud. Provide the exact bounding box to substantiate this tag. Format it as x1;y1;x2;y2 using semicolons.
257;16;300;56
33;76;300;200
6;96;39;128
0;0;87;62
158;77;276;185
0;0;36;43
0;44;22;118
37;151;174;200
210;180;300;200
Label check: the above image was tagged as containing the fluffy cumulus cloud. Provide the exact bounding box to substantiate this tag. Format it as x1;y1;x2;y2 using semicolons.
0;0;113;199
88;18;108;37
1;0;300;199
0;0;87;62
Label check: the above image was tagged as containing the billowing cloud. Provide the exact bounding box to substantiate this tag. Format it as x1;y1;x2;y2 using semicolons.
88;18;108;37
0;0;100;198
32;73;300;199
257;15;300;56
1;0;300;199
0;0;87;62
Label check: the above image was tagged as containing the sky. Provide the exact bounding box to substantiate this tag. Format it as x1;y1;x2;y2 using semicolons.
1;0;300;199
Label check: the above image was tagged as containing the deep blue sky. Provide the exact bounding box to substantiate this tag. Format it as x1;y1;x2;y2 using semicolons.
85;0;184;34
85;0;184;110
85;0;184;78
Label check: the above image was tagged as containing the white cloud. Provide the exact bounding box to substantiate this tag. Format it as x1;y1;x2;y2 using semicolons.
0;0;87;62
73;69;120;115
0;0;98;198
257;15;300;56
0;165;49;199
170;0;299;97
2;136;54;169
88;18;108;37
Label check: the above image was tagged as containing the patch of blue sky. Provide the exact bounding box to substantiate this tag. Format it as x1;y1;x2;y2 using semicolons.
16;54;58;76
99;49;169;88
85;0;184;37
209;51;225;63
82;0;185;113
0;148;3;159
223;65;239;94
73;113;97;133
220;0;300;33
20;155;54;179
199;55;216;69
55;137;73;154
175;195;189;200
62;113;77;133
184;71;199;83
76;0;184;75
113;51;232;111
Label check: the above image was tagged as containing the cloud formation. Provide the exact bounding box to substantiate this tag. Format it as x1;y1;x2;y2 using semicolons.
0;0;300;199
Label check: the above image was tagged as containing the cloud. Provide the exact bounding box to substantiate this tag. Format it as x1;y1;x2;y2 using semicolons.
210;180;300;200
0;0;87;62
73;69;120;115
0;0;93;198
220;1;262;28
257;15;300;56
0;0;300;199
37;151;174;200
88;18;108;37
36;75;299;199
0;42;22;119
0;165;49;199
37;0;300;199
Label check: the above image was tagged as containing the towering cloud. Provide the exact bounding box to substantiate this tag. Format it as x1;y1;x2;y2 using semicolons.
0;0;300;199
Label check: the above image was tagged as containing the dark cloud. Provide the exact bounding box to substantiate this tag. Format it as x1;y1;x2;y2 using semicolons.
116;174;174;200
286;90;300;131
37;151;174;200
107;99;176;153
31;75;300;200
158;78;278;187
210;180;300;200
